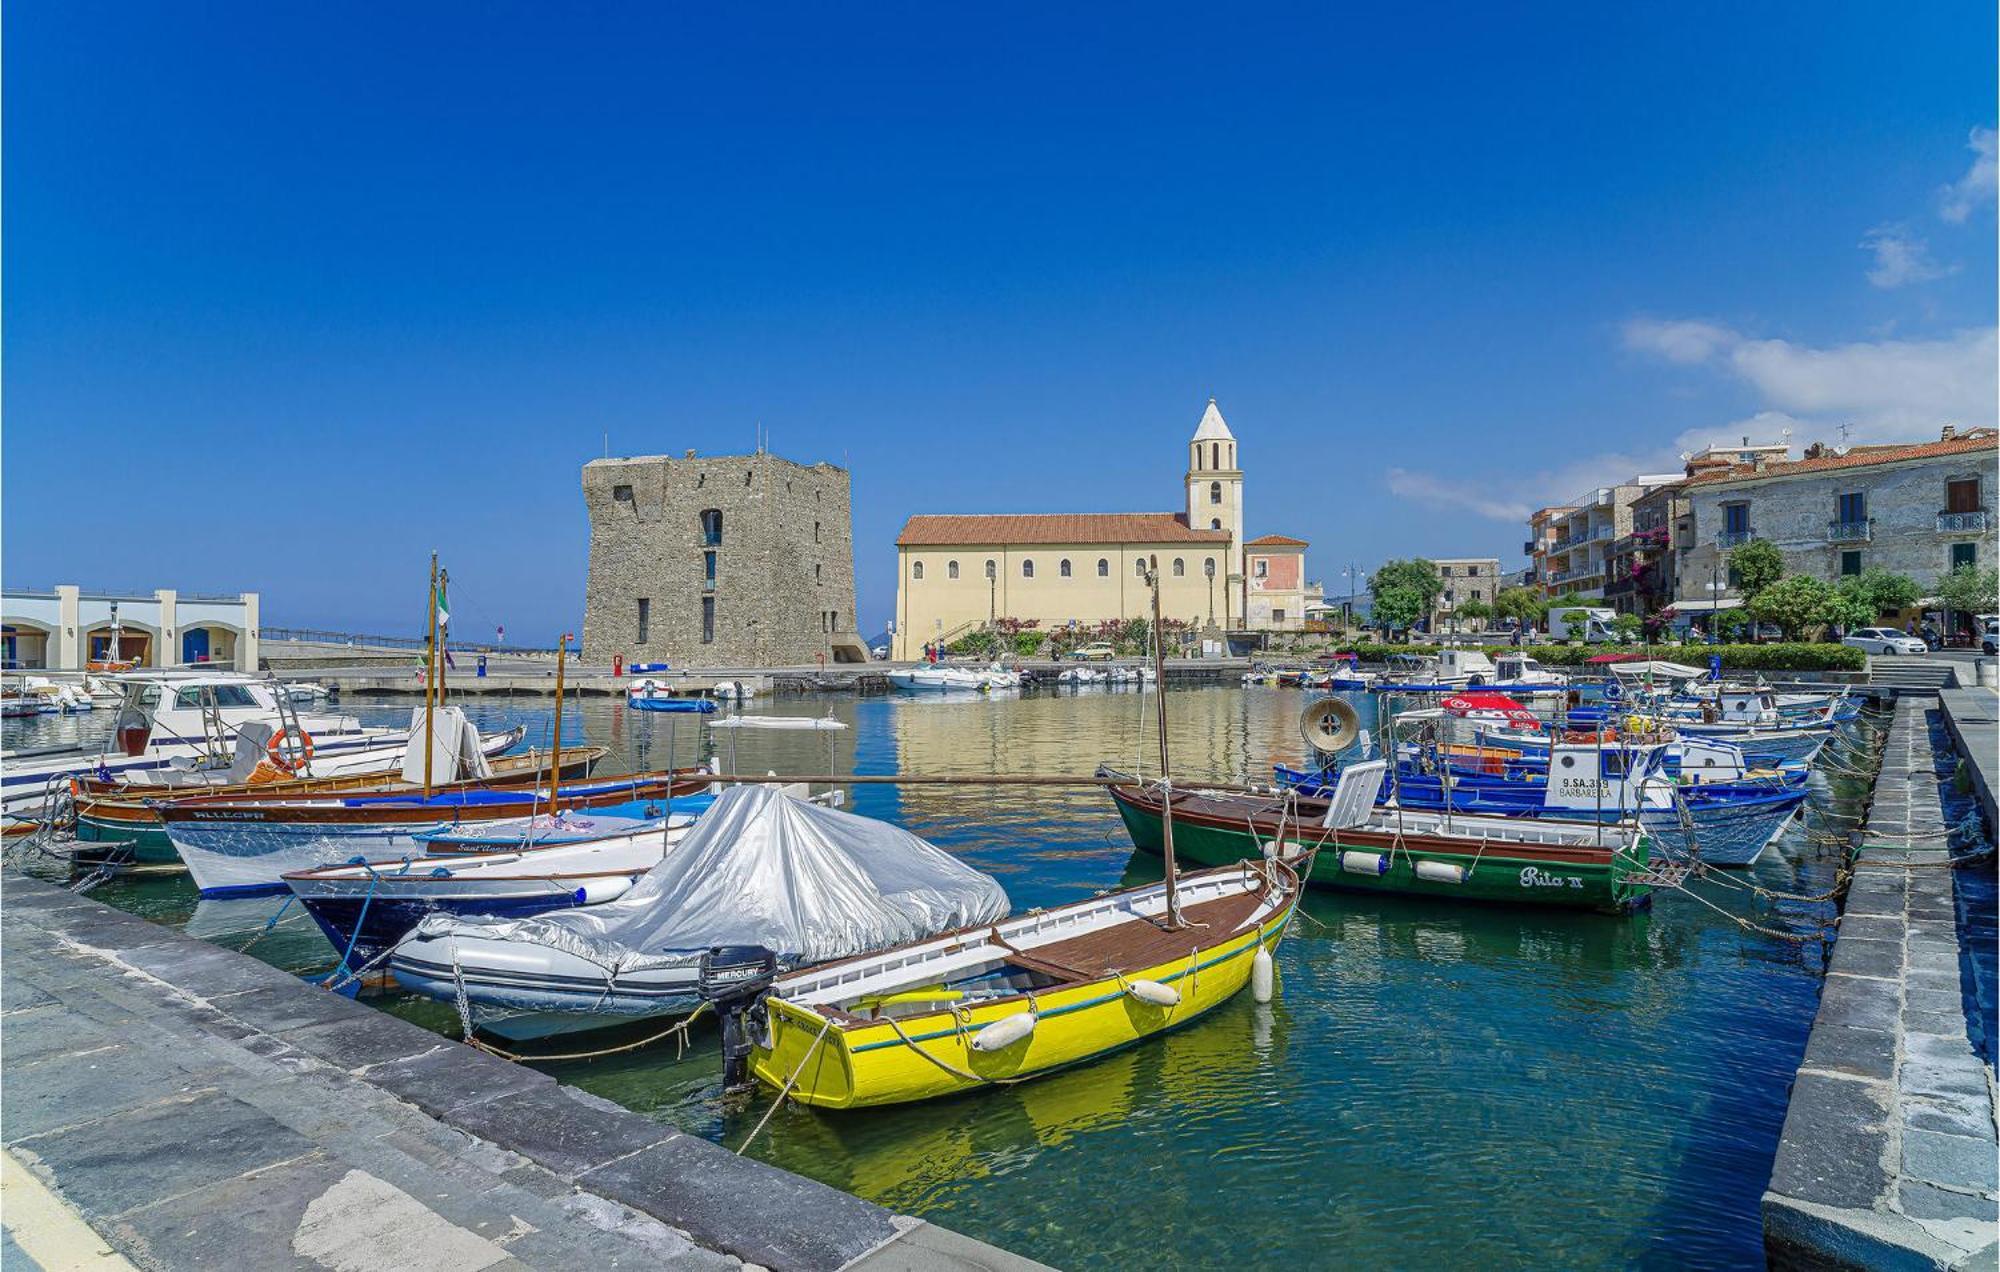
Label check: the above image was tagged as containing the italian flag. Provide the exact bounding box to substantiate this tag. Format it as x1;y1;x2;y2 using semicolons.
434;578;450;633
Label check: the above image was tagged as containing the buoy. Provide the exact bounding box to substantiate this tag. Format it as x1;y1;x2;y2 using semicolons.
1125;979;1180;1008
970;1011;1037;1052
1251;947;1275;1002
574;875;637;905
1339;850;1390;876
1414;860;1469;885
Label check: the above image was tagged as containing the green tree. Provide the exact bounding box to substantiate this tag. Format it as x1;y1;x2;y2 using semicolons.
1729;540;1784;599
1370;558;1442;634
1457;598;1493;630
1824;579;1877;634
1937;564;1999;625
1611;612;1643;642
1747;574;1832;640
1852;568;1922;616
1492;586;1543;630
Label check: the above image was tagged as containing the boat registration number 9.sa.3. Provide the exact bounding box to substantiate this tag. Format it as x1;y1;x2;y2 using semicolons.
1518;867;1583;889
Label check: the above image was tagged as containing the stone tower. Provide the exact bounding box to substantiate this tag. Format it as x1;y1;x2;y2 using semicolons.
1185;399;1243;625
581;450;864;668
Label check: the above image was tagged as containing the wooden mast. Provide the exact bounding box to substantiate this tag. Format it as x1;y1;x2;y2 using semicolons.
1147;560;1183;929
422;552;439;797
547;633;569;800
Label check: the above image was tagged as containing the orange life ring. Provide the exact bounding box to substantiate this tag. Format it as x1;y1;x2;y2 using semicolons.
266;728;316;774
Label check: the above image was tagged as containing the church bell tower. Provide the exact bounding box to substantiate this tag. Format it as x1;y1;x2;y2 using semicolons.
1186;399;1243;626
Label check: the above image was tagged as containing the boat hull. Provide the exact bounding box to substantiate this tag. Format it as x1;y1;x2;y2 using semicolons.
753;895;1293;1110
1108;787;1647;913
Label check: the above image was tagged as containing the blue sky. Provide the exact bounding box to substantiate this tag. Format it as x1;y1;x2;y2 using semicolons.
6;3;1994;642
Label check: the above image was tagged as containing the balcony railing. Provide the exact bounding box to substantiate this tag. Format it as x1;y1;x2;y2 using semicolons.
1826;520;1873;543
1938;510;1993;533
1717;529;1756;549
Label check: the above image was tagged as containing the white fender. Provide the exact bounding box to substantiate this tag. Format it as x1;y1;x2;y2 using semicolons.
1339;850;1390;877
1251;947;1275;1003
970;1010;1038;1052
1125;979;1180;1008
1414;860;1469;884
573;875;637;905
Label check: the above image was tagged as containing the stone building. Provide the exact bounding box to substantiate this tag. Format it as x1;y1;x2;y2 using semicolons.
1671;426;1998;620
1426;557;1500;632
581;450;865;668
891;400;1308;657
1603;480;1686;618
1537;473;1684;598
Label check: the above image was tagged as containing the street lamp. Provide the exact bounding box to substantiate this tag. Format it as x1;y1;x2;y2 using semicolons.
1204;557;1216;625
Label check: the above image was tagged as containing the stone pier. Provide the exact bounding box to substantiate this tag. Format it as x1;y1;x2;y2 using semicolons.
0;872;1048;1272
1763;696;1998;1269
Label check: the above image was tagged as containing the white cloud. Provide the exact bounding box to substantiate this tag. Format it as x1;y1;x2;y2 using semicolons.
1939;125;1997;224
1385;469;1532;523
1621;318;1733;365
1860;225;1951;288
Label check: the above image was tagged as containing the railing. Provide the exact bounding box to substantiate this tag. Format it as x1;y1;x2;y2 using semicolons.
1937;510;1992;532
1717;530;1756;548
1826;520;1873;543
260;625;563;654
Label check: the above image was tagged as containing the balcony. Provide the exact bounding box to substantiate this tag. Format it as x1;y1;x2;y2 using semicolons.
1717;529;1756;549
1826;520;1873;543
1938;510;1993;533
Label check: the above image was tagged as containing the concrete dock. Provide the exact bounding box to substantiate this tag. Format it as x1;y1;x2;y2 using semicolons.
1763;695;1998;1269
0;872;1048;1271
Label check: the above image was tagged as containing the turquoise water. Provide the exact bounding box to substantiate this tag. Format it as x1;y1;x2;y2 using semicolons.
8;687;1883;1269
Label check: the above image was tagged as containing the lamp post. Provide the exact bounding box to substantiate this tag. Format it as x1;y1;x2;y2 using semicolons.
1204;557;1216;625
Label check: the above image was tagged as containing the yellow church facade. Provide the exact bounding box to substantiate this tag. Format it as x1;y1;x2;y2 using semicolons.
890;401;1307;657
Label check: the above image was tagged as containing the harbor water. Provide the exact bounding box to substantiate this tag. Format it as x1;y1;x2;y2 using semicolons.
6;686;1885;1269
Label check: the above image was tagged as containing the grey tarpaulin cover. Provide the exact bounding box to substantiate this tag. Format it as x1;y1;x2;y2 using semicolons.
409;784;1009;973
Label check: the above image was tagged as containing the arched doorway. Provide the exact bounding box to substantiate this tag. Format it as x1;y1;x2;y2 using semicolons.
180;624;241;666
2;621;54;669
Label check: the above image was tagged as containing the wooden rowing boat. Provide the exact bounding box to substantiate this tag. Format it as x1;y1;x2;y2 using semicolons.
744;856;1301;1109
73;744;610;861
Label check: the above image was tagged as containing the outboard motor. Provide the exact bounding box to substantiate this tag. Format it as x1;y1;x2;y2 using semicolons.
697;945;778;1091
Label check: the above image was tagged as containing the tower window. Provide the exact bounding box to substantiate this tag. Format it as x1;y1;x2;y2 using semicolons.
913;561;924;580
1136;559;1147;577
1097;559;1109;577
1209;481;1221;505
700;509;723;545
636;598;650;644
948;560;959;580
985;560;996;579
1060;559;1072;577
1211;519;1221;530
701;597;715;643
1022;559;1035;578
1212;442;1220;469
612;484;633;502
1172;558;1185;577
814;521;821;543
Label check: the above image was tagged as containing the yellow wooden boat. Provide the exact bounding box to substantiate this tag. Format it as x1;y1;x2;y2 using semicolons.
740;856;1302;1109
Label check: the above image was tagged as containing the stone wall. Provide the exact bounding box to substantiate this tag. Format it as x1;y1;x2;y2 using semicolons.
581;451;857;668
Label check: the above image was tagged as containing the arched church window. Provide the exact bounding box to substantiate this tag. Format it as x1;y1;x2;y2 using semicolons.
1209;481;1222;505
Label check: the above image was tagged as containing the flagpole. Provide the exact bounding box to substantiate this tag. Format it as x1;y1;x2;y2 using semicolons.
1147;561;1183;930
423;552;439;797
437;568;449;710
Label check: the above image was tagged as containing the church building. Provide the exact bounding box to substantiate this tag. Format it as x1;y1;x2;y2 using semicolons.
890;401;1309;657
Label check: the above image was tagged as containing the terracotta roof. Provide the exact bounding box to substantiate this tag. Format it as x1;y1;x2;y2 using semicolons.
895;512;1232;546
1686;431;1996;487
1244;534;1309;547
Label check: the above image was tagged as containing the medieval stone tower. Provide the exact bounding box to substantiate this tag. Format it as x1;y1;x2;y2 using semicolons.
581;449;863;668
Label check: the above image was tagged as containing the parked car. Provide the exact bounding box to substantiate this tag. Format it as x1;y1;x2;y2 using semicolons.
1069;641;1117;661
1841;627;1928;656
1982;618;1997;657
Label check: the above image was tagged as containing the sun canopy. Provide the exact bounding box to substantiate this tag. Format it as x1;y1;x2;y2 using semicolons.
1605;660;1705;680
407;784;1010;974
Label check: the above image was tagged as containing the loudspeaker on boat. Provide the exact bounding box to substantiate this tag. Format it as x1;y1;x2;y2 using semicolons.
1300;697;1360;754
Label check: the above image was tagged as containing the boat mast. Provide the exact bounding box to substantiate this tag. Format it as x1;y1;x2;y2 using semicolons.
422;552;439;798
547;632;569;801
1147;561;1184;929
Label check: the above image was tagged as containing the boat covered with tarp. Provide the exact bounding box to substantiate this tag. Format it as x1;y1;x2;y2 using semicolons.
387;784;1010;1038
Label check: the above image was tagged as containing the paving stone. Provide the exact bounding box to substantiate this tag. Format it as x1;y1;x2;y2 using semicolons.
102;1150;349;1270
2;1042;216;1143
1769;1072;1892;1209
2;979;57;1013
1803;1023;1897;1081
17;1089;320;1219
1817;974;1900;1032
276;1012;447;1072
443;1084;675;1180
1904;1098;1997;1140
361;1042;554;1120
214;983;379;1035
1;1007;122;1067
1903;1009;1971;1039
111;939;308;999
1830;936;1905;979
582;1132;901;1270
1904;1128;2000;1194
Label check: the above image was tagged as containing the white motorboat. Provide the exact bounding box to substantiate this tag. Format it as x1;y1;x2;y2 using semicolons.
1;671;410;816
709;714;848;731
